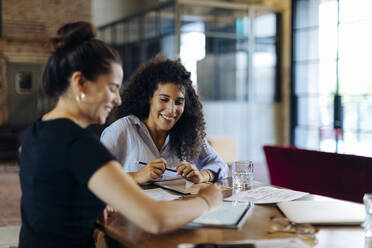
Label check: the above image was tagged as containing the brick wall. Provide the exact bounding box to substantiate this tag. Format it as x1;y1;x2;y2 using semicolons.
0;0;91;125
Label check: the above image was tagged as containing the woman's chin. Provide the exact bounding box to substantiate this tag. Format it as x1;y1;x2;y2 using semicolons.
101;117;109;124
160;123;174;132
95;115;107;125
160;119;177;128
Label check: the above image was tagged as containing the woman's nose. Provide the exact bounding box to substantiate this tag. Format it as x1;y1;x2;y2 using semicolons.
114;92;122;106
166;101;175;113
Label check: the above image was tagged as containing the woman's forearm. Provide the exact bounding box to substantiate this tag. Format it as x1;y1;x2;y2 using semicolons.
145;196;209;233
127;171;141;183
88;161;211;234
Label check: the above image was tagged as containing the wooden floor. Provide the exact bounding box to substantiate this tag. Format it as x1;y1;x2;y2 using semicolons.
0;161;20;248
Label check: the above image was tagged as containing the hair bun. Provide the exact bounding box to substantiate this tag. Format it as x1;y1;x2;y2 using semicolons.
51;21;97;51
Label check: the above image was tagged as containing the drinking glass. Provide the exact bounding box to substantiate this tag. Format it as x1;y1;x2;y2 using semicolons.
364;193;372;238
232;161;253;189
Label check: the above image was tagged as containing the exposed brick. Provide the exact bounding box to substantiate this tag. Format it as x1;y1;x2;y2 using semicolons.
0;0;92;125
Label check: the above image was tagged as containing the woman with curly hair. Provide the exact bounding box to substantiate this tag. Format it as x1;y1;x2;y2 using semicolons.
100;56;228;184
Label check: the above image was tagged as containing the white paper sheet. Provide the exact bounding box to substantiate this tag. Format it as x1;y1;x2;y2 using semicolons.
144;188;181;201
224;186;309;204
152;169;183;181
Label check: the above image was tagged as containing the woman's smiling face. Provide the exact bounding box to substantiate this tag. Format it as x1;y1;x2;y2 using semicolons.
145;82;185;135
82;62;123;125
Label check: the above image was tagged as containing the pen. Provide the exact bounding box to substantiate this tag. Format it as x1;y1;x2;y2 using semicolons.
165;168;177;173
212;168;221;183
138;161;177;173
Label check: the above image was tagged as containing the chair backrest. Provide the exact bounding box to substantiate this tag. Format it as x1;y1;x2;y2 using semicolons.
263;145;372;203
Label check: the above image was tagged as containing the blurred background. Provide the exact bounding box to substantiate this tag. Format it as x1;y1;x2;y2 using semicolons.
1;0;372;174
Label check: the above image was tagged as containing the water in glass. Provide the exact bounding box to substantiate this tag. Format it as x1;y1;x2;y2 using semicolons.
232;161;253;189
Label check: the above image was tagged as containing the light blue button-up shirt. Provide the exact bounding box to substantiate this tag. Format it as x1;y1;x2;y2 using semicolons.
100;115;228;180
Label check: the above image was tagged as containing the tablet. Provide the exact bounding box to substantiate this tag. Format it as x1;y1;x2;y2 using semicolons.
153;178;208;195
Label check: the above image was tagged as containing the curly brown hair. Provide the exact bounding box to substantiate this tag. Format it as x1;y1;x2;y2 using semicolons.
117;55;206;160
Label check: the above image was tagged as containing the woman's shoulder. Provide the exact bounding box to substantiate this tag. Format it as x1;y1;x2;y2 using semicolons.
110;115;140;128
102;115;140;135
37;118;85;135
23;118;89;147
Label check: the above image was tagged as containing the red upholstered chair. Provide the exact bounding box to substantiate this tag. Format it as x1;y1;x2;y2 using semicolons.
263;145;372;203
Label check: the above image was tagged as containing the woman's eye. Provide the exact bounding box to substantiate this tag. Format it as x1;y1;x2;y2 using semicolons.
160;98;168;102
176;100;184;105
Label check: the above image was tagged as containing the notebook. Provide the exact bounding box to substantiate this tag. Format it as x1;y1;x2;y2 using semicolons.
186;201;253;229
277;200;365;225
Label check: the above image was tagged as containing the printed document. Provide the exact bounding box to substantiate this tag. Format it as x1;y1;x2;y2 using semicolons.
224;186;308;204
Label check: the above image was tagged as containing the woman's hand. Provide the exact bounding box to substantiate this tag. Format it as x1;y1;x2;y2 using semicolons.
175;161;209;183
133;158;166;184
103;205;117;222
198;183;223;211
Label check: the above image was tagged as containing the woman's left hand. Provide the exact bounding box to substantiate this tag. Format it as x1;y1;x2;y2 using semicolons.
175;161;209;183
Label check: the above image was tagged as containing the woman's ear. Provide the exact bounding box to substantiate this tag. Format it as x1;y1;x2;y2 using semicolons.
70;71;87;94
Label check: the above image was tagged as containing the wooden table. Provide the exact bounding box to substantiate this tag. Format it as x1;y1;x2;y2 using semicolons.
98;180;365;248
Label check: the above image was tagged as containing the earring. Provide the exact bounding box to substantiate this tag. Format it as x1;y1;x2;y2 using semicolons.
76;93;86;102
80;93;86;102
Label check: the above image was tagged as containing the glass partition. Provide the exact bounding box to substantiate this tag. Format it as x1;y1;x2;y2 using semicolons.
98;1;280;163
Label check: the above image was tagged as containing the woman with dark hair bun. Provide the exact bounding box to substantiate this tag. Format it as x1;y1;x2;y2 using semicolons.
101;55;229;184
19;22;222;248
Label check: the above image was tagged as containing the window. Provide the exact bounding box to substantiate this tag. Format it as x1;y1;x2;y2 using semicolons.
16;72;32;94
292;0;372;156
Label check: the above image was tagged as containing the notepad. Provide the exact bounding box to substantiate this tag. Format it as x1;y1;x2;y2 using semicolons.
277;200;365;225
185;202;253;229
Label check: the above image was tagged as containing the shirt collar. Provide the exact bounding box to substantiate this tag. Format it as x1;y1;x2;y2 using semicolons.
127;114;170;152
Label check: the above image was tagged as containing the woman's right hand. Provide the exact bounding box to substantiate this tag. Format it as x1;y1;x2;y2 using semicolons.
198;183;223;211
134;158;167;184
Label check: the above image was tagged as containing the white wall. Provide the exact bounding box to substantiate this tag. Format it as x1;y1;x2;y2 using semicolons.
203;101;278;164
